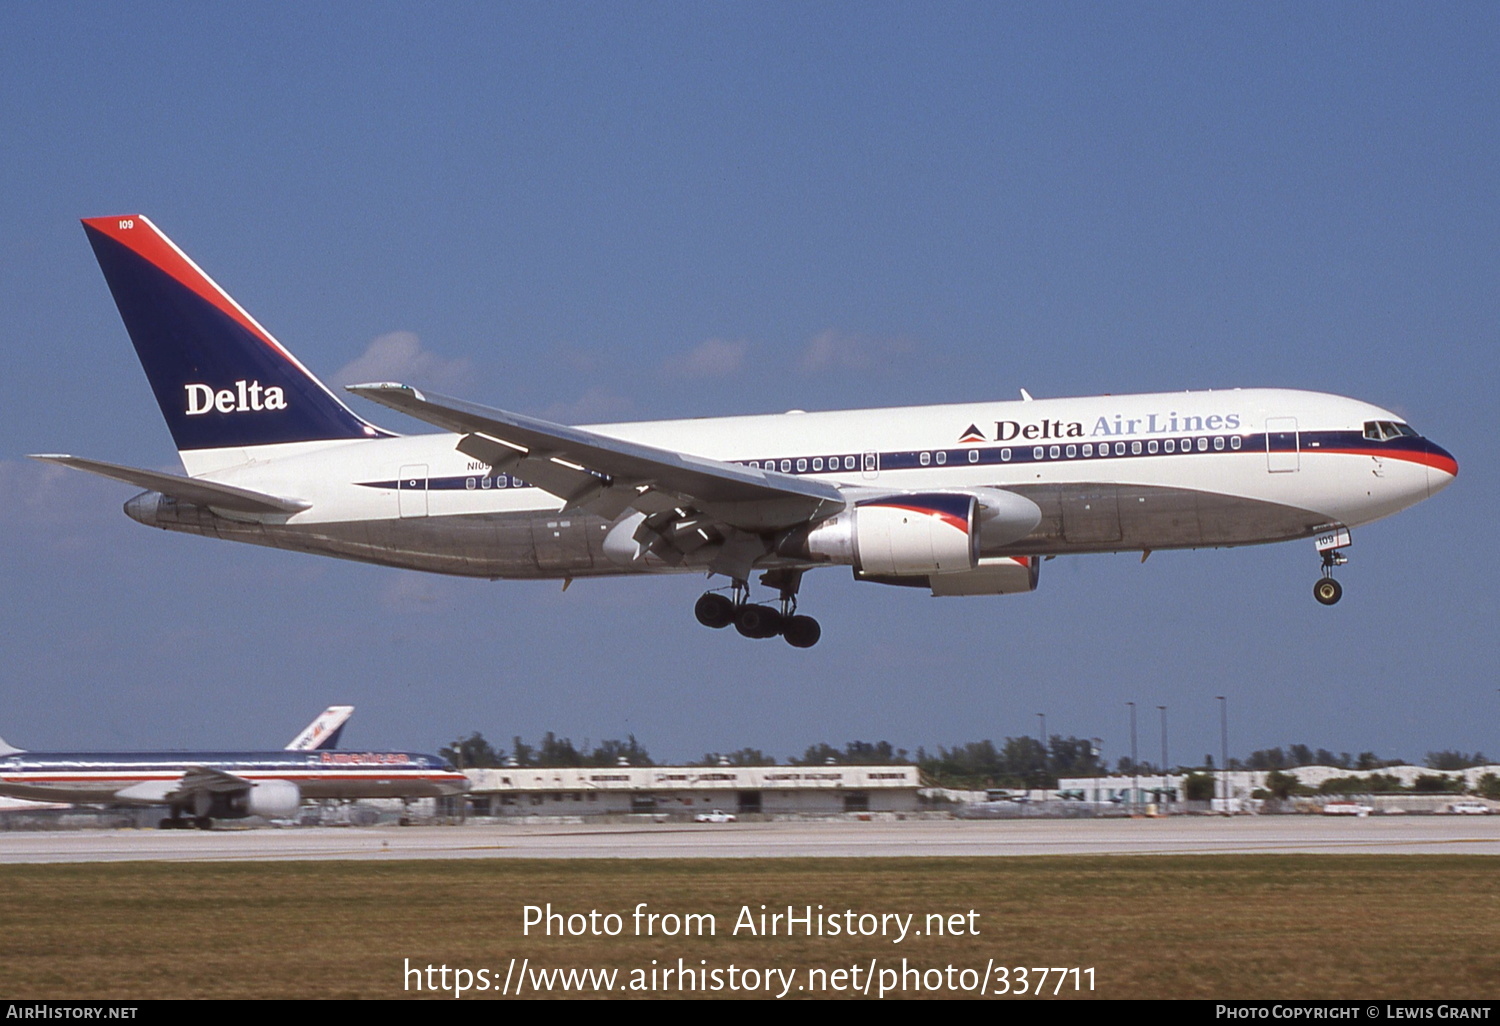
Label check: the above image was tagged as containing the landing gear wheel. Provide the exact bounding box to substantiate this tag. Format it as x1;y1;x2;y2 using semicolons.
694;592;735;629
734;603;783;639
1313;577;1342;605
194;816;213;830
782;615;822;648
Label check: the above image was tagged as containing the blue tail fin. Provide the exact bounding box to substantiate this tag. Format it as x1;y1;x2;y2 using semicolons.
81;215;389;453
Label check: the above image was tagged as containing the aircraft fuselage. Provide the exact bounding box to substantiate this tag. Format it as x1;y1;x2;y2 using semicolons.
125;387;1455;580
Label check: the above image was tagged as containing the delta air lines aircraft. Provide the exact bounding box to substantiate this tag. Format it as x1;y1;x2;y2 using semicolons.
35;216;1457;648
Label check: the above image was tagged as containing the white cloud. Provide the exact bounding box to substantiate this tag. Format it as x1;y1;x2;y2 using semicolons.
798;329;913;374
334;331;473;391
0;459;127;538
673;337;747;378
539;387;635;425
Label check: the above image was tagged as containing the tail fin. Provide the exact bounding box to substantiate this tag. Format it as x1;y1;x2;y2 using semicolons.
81;216;390;457
285;705;355;751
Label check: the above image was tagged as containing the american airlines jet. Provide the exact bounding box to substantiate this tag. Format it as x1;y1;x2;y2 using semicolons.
0;707;466;829
36;216;1457;648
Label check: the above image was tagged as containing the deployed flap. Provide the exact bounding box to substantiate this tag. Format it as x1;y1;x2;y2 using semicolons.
28;454;310;514
347;383;845;530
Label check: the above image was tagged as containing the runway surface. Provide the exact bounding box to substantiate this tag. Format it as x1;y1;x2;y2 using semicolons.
0;816;1496;863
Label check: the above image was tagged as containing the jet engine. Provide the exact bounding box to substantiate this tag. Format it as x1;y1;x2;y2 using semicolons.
780;489;1041;576
194;780;303;820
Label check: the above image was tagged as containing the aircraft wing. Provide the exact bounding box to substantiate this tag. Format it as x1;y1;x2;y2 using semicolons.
111;766;251;806
29;455;310;515
165;766;252;800
346;383;846;531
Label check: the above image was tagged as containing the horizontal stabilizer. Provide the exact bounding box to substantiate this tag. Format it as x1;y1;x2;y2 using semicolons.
29;454;310;515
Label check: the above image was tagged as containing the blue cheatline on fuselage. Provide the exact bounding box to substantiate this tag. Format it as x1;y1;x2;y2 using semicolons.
354;429;1458;494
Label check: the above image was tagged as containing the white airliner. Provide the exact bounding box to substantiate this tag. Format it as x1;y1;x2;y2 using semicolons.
35;215;1457;647
0;706;466;829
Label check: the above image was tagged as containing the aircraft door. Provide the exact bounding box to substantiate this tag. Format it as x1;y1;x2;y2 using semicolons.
862;451;879;480
398;465;429;517
1265;418;1300;473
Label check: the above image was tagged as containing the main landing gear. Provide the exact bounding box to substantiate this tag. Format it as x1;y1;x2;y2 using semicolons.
694;571;822;648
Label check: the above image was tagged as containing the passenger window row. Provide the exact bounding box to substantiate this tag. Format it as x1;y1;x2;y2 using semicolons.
462;435;1251;490
464;475;528;490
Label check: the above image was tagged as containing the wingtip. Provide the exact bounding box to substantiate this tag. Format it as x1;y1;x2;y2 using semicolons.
347;382;424;401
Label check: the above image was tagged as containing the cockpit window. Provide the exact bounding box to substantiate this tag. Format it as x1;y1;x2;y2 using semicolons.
1363;420;1418;441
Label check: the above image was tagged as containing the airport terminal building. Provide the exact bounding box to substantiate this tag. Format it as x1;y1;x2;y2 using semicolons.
464;764;921;819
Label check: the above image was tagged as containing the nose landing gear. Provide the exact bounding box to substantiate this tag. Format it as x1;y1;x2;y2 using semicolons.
1313;572;1343;606
693;571;822;646
1313;527;1350;605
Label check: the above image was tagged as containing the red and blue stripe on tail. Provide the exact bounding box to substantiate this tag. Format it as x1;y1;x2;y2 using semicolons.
81;215;389;453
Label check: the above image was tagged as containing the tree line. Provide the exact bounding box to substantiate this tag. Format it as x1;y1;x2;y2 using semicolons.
441;732;1102;787
438;731;1491;791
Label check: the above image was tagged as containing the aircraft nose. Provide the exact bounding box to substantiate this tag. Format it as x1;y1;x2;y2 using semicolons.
1424;440;1458;497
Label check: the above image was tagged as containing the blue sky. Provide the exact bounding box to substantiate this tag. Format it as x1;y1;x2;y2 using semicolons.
1;3;1495;768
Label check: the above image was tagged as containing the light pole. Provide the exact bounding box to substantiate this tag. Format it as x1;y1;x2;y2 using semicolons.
1128;701;1138;812
1091;738;1103;807
1036;712;1047;801
1158;705;1169;805
1217;696;1229;812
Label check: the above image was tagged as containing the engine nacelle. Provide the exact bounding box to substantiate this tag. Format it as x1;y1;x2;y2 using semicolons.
783;489;1041;576
928;556;1041;596
855;555;1042;596
793;493;980;575
201;780;303;820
